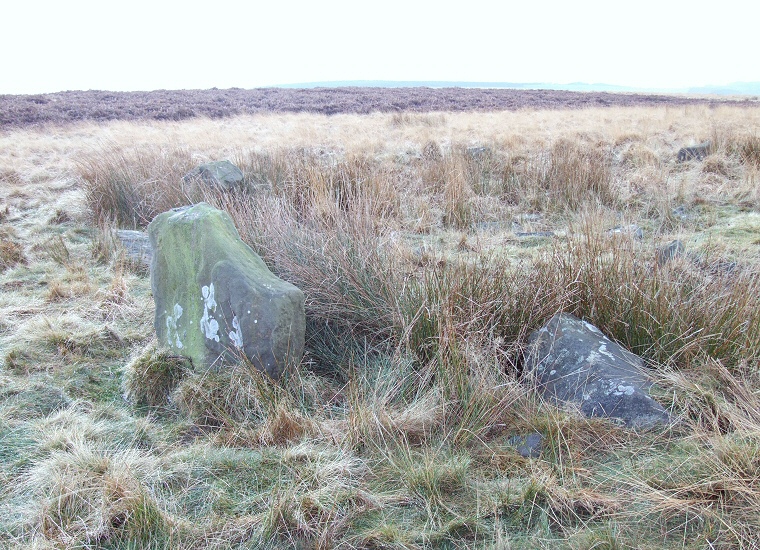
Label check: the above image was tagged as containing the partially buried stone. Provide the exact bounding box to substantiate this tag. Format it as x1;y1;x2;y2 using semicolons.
148;203;305;378
607;224;644;240
115;230;152;268
507;433;544;458
677;141;712;162
183;160;245;191
524;313;670;428
656;239;684;266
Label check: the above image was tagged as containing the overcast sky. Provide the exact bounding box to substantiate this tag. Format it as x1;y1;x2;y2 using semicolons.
2;0;756;94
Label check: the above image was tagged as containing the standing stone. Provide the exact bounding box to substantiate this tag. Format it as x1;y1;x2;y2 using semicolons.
148;203;305;379
183;160;245;191
524;313;670;428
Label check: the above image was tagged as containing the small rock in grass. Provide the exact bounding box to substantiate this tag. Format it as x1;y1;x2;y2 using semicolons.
677;141;712;162
656;239;685;266
607;224;644;240
507;432;544;458
183;160;245;191
115;230;152;268
524;313;670;428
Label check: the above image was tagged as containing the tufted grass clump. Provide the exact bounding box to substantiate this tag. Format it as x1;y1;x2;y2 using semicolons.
77;145;202;228
23;442;175;547
547;217;760;367
122;342;191;409
0;238;26;272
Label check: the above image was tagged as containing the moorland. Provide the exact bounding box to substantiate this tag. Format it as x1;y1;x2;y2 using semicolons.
2;88;760;549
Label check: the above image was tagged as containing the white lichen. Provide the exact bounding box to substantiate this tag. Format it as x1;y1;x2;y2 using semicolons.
166;303;184;349
582;320;603;334
598;343;616;360
200;283;220;342
229;315;243;348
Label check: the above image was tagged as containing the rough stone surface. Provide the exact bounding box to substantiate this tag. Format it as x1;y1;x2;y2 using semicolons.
148;203;305;378
656;239;685;266
607;224;644;240
116;229;152;268
524;313;670;428
507;433;544;458
183;160;245;191
677;141;712;162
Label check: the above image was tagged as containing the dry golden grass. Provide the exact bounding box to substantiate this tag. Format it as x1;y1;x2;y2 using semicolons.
1;105;758;178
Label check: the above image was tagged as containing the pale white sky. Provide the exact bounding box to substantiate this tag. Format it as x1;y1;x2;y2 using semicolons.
2;0;756;94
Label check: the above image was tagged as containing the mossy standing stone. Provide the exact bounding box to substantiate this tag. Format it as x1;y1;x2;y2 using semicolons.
148;203;305;378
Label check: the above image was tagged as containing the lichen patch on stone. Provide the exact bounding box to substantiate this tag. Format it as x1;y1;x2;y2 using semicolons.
166;303;184;349
200;283;220;342
229;315;243;348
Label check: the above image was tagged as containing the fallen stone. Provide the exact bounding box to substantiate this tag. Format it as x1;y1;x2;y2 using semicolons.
475;221;505;232
183;160;245;191
677;141;712;162
507;432;544;458
116;229;152;268
671;205;690;220
514;231;555;238
148;203;305;379
656;239;684;266
607;224;644;240
524;313;670;428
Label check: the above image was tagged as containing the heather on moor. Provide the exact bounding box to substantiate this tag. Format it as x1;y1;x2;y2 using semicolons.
2;87;760;548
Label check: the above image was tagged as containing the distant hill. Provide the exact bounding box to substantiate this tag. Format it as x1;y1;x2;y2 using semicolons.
687;82;760;96
277;80;644;91
278;80;760;96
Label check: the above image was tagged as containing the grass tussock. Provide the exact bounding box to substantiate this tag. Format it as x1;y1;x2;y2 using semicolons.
122;343;191;409
24;441;173;547
548;215;760;366
0;238;26;272
76;145;202;228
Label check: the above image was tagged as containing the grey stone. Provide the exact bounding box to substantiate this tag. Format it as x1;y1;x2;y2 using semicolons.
183;160;245;191
475;221;506;232
422;141;442;161
148;203;305;379
677;141;712;162
671;205;690;220
524;313;670;428
607;224;644;240
466;146;490;158
656;240;685;266
115;230;152;268
507;432;544;458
